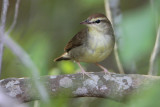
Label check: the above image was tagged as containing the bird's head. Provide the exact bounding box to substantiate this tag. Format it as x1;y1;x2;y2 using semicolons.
80;13;111;32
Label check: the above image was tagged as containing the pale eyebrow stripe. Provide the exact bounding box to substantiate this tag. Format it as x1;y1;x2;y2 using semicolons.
91;18;107;22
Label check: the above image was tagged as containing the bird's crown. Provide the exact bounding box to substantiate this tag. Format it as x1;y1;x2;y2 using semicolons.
80;13;109;25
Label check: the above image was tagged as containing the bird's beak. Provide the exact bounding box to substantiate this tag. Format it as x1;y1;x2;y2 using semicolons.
80;20;91;24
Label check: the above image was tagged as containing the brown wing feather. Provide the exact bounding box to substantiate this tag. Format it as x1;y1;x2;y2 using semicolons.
64;28;88;52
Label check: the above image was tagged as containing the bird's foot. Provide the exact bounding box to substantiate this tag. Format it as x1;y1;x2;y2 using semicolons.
103;69;116;76
95;63;116;76
78;70;93;79
76;61;93;79
103;68;111;76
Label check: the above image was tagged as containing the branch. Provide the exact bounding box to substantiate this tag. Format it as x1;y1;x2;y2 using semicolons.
0;0;9;77
7;0;21;34
0;0;8;28
104;0;125;74
0;72;159;102
148;25;160;75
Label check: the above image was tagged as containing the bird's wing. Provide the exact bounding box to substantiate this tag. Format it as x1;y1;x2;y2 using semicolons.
64;28;88;52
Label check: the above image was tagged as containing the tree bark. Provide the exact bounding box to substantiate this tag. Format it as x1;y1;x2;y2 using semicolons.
0;72;159;102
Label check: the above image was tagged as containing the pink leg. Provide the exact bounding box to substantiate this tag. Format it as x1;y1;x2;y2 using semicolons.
95;63;110;75
76;61;91;78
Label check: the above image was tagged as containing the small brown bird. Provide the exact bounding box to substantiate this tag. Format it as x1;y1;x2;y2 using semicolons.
54;13;115;76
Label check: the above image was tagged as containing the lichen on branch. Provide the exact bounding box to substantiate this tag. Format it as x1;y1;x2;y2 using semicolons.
0;72;159;102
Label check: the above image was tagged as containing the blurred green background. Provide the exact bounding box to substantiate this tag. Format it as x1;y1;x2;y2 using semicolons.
0;0;160;107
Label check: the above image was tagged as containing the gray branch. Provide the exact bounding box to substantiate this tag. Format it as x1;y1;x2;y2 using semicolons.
0;72;159;102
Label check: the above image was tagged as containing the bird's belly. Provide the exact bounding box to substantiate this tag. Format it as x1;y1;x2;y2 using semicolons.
78;36;114;63
80;50;109;63
78;47;111;63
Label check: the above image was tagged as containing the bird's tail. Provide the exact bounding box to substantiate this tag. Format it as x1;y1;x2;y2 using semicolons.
54;52;71;61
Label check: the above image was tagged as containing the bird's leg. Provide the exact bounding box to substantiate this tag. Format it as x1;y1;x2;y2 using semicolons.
76;61;91;78
95;63;111;75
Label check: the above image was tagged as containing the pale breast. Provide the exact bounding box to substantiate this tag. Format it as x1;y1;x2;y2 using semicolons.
68;29;114;63
82;34;113;62
72;32;114;63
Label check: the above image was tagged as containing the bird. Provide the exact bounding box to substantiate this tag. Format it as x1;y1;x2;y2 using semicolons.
54;13;115;77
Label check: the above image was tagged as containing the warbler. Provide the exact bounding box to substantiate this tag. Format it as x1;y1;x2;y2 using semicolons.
54;13;115;76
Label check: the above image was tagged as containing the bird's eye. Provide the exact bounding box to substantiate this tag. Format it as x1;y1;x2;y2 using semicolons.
95;20;101;23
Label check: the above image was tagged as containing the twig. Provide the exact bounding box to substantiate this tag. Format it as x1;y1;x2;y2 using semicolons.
2;34;49;102
0;0;9;77
34;101;40;107
0;0;8;28
114;43;125;74
104;0;125;74
104;0;112;23
148;25;160;75
7;0;21;34
0;72;159;102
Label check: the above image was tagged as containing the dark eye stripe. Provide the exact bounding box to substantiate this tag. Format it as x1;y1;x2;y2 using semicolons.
95;20;101;23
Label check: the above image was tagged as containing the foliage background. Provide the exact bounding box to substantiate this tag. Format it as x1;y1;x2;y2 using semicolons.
0;0;160;107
